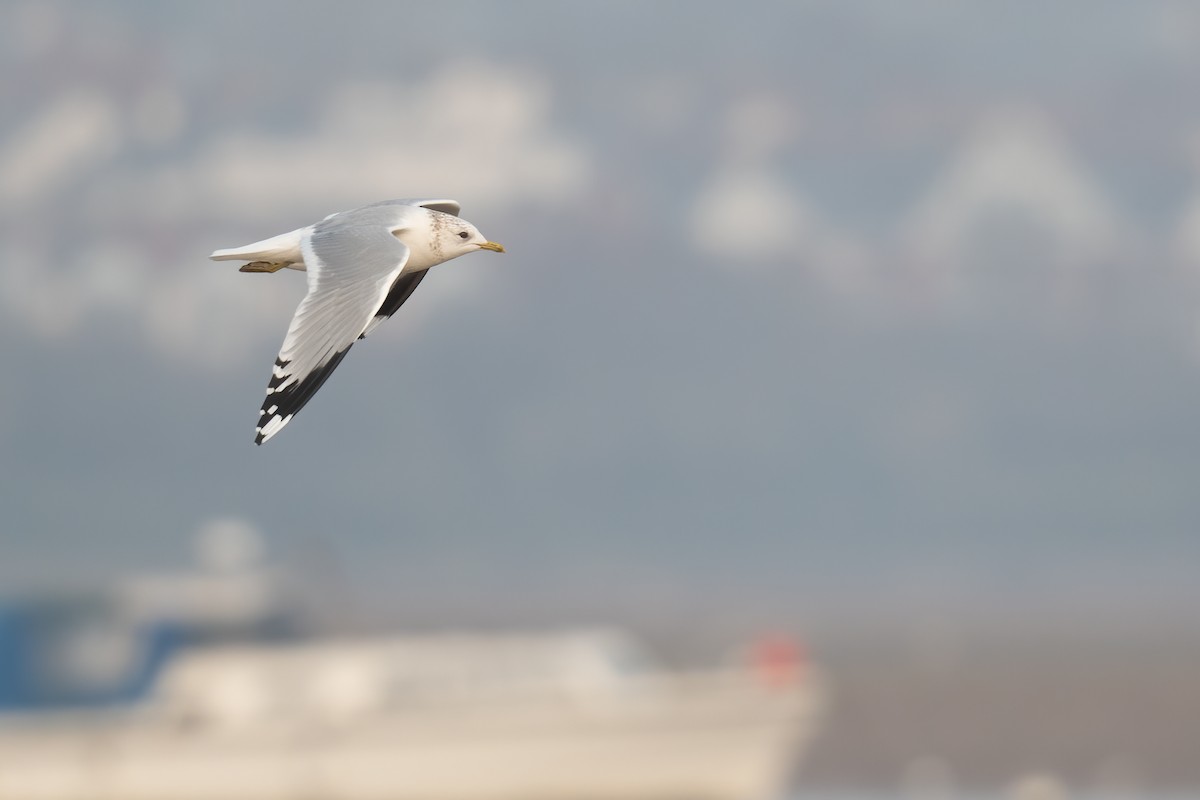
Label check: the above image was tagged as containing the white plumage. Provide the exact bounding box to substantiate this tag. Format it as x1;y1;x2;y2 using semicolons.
210;199;504;445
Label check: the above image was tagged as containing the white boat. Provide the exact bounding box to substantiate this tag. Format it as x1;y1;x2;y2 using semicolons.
0;630;824;800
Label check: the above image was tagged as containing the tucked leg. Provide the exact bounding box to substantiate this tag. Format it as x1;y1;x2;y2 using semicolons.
239;261;289;273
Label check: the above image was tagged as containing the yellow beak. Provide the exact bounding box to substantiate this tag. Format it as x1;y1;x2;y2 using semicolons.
478;241;506;253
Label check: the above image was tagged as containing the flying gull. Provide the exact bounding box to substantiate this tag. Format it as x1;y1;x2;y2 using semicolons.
210;199;505;445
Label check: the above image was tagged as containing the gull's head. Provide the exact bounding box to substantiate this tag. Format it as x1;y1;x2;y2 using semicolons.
441;219;505;258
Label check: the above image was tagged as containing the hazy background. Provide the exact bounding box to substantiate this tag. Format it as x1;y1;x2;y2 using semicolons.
2;1;1199;792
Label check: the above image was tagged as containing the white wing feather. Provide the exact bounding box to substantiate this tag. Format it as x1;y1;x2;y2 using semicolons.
255;206;414;444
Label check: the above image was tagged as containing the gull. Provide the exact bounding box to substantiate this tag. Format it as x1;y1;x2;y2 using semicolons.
210;199;505;445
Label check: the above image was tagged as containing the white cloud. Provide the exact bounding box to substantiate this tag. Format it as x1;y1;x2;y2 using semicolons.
141;262;303;371
0;242;132;340
183;64;589;221
193;517;266;572
1;63;589;370
902;107;1124;268
689;168;817;264
0;91;120;208
0;237;299;369
687;166;873;294
687;93;875;289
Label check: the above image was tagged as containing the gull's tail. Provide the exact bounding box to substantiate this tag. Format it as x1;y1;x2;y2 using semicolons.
210;226;310;265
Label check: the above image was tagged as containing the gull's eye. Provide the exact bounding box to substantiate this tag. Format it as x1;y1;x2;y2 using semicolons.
458;231;470;240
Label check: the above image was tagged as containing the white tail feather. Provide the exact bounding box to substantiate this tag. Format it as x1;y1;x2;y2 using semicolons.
209;226;310;263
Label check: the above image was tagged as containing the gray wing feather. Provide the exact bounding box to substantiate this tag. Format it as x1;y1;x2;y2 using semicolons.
367;197;461;217
255;205;412;444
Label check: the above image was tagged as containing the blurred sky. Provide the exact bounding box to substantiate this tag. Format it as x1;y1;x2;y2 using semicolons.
2;1;1200;637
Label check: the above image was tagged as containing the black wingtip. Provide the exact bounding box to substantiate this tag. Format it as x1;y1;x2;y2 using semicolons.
253;349;353;445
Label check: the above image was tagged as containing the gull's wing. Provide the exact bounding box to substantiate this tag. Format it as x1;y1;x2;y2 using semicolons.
412;199;460;216
367;198;461;217
359;268;429;340
255;208;413;445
